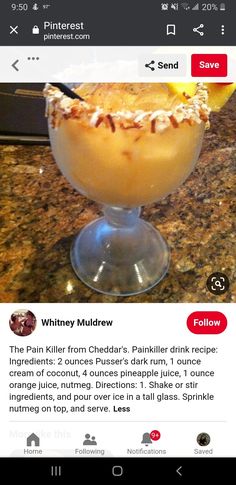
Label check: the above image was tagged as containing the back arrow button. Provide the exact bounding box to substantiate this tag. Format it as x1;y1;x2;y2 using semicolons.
176;466;183;477
12;59;19;71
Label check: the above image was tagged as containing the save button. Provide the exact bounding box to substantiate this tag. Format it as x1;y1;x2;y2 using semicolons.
191;54;227;77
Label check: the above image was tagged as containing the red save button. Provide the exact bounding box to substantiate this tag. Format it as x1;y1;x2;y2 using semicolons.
191;54;227;77
187;311;227;334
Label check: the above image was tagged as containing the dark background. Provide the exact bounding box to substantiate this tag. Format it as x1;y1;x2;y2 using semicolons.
0;0;235;46
0;83;47;137
0;457;234;482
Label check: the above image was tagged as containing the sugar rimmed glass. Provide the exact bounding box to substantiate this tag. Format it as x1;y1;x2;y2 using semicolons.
46;83;208;295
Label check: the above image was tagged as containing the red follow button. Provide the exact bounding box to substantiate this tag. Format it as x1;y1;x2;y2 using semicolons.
191;54;227;77
187;312;227;334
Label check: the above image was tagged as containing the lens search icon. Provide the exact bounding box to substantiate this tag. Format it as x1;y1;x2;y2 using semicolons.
206;272;229;295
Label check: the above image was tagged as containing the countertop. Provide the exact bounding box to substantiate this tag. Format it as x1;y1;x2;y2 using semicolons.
0;94;236;303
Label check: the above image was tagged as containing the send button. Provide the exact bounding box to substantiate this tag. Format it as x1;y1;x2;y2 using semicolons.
141;54;187;77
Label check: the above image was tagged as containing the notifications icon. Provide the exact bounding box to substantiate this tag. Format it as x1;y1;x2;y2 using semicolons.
141;430;161;446
166;24;176;35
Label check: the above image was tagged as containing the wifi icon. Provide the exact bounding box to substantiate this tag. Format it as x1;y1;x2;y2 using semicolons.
181;2;190;10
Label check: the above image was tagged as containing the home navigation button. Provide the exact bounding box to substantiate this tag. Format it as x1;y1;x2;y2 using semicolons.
112;466;123;477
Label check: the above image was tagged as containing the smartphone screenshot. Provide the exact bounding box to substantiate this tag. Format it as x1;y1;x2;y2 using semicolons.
0;0;235;481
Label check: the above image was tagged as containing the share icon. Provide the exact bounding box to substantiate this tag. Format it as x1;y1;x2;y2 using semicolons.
145;60;155;71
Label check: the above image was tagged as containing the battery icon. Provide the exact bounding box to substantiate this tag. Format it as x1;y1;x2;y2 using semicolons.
219;3;226;11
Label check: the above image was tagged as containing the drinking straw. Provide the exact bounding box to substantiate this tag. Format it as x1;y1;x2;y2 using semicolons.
51;83;84;101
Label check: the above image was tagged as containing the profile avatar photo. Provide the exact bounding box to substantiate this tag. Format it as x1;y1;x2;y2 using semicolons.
9;309;37;337
197;432;211;447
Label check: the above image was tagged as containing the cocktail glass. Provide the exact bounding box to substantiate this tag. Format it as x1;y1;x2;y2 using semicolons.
45;83;209;296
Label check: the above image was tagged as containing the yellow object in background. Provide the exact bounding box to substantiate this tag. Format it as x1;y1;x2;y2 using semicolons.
206;83;236;112
167;82;236;112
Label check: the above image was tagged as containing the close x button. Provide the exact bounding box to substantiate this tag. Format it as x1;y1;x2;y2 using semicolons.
191;54;227;77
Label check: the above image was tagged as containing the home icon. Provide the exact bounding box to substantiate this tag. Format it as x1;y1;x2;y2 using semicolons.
26;433;40;447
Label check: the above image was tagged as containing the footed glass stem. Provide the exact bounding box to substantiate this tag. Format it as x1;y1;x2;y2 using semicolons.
71;206;170;296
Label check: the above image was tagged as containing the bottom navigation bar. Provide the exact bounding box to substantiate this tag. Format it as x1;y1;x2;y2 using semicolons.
0;457;234;482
